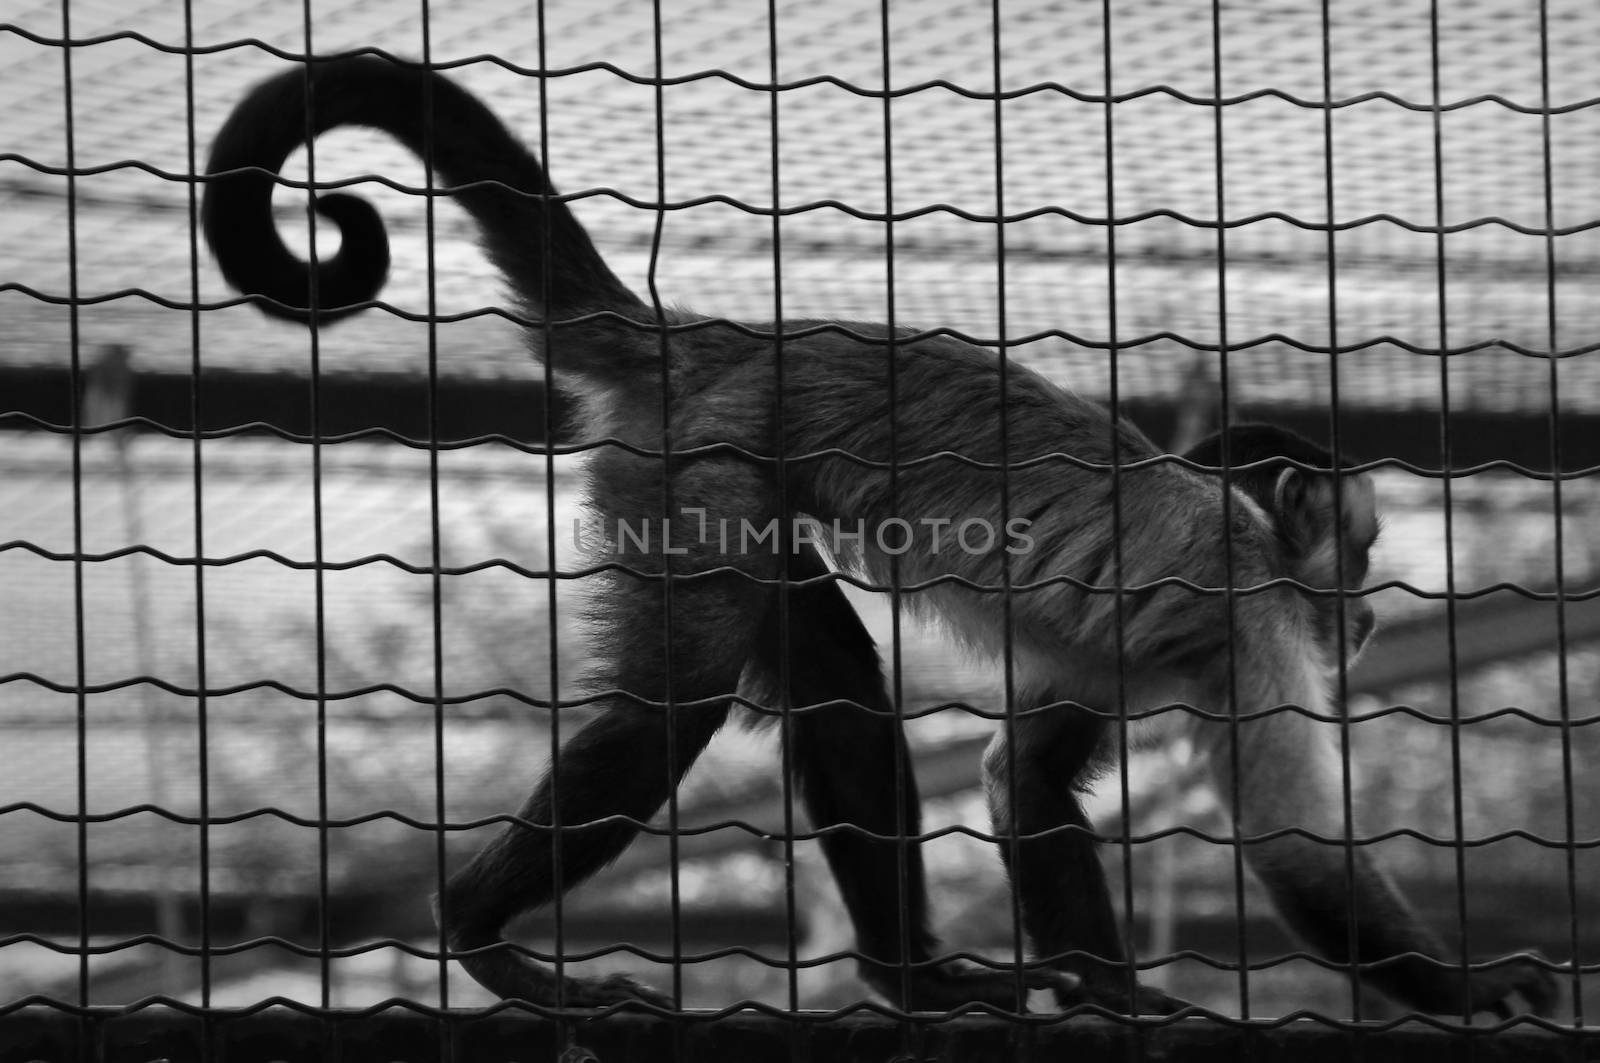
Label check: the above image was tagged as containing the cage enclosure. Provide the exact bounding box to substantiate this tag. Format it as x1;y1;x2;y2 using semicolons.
1;2;1597;1061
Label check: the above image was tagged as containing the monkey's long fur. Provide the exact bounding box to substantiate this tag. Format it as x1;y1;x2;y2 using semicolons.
204;56;1556;1017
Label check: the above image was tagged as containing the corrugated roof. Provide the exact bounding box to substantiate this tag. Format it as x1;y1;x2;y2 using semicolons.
3;0;1597;408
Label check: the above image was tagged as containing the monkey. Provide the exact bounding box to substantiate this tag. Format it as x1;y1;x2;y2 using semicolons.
201;56;1557;1018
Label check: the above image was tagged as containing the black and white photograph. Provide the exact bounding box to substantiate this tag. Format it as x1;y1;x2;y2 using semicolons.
2;2;1598;1060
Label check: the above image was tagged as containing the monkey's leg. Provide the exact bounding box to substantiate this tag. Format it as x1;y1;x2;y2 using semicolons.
438;562;766;1008
983;697;1188;1015
757;547;1072;1010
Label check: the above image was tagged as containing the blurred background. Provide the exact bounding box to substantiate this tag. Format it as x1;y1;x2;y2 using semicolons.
2;0;1597;1022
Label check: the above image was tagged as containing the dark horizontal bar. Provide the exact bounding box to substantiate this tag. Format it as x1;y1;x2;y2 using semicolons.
1119;399;1599;476
4;366;1597;472
4;1004;1593;1063
0;365;563;447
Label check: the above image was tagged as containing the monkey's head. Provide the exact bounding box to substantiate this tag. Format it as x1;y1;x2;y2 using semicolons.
1183;424;1380;664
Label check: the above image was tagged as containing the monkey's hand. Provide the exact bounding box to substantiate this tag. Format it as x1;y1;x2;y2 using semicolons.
1467;953;1559;1020
863;958;1078;1013
1056;976;1192;1016
565;972;675;1010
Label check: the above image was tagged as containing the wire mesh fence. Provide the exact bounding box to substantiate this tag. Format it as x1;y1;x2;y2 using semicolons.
2;2;1598;1061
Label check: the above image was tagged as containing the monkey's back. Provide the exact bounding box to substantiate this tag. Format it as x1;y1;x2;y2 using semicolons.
765;326;1281;667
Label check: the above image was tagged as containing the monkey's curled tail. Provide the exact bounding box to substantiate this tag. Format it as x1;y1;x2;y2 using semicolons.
202;55;651;376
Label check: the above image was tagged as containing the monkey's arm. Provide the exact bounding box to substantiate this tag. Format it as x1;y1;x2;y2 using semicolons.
1250;840;1554;1017
1209;711;1557;1018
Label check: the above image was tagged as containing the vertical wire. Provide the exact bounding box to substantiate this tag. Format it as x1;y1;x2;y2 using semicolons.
763;0;802;1018
415;15;453;1042
1535;0;1583;1028
179;0;214;1016
294;1;335;1011
981;10;1025;1022
1426;0;1474;1022
533;0;570;1019
1099;0;1140;1023
58;0;90;1022
875;0;912;1024
1317;0;1367;1026
990;0;1025;1022
1207;0;1248;1020
645;0;685;1014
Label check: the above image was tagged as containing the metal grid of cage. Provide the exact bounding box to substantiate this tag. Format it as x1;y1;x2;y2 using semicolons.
2;1;1599;1061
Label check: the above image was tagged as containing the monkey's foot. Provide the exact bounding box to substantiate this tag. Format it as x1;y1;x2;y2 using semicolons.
1469;954;1559;1019
1058;978;1192;1016
459;945;674;1009
864;959;1078;1012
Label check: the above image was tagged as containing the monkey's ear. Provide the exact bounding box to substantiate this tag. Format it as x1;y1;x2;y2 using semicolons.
1272;467;1306;522
1271;468;1338;562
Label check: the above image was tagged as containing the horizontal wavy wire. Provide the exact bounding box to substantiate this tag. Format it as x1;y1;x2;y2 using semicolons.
3;27;1600;115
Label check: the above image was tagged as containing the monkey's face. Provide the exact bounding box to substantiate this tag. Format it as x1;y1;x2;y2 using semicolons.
1298;472;1380;665
1304;582;1376;668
